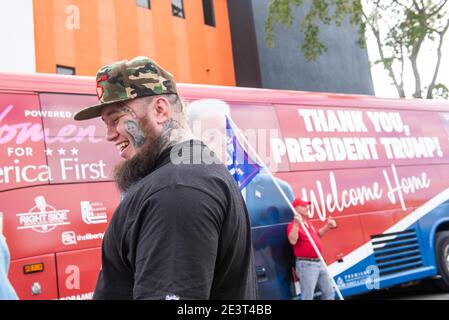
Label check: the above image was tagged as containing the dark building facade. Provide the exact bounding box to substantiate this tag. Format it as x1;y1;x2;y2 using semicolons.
227;0;375;95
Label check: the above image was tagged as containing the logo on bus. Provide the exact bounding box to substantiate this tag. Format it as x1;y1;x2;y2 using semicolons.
62;231;77;245
80;201;108;225
61;230;104;246
16;196;70;233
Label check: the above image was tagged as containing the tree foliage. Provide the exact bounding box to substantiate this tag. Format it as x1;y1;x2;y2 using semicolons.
265;0;449;99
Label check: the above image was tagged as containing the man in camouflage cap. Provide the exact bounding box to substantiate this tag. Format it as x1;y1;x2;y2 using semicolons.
75;56;190;186
74;57;257;300
74;56;178;121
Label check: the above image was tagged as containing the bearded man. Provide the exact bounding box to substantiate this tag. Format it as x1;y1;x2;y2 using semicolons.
74;56;257;300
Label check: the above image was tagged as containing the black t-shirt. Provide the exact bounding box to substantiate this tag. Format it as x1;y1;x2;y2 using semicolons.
93;140;257;300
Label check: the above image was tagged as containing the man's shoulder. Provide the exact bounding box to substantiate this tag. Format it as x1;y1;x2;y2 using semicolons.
119;140;243;213
115;177;231;234
124;163;233;205
149;158;235;194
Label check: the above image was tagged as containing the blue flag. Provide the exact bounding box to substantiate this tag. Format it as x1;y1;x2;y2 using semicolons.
226;117;262;190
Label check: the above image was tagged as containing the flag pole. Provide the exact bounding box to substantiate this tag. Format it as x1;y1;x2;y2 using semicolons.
227;116;344;300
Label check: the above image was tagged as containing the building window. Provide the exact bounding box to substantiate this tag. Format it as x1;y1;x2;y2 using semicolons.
136;0;150;9
172;0;185;19
56;65;75;75
202;0;215;27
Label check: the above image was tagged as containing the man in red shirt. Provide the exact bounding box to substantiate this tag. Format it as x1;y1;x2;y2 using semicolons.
287;198;337;300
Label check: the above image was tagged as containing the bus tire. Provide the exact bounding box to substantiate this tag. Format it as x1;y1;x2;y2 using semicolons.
435;231;449;292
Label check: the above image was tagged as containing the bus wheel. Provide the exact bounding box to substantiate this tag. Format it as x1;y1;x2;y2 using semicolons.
435;231;449;292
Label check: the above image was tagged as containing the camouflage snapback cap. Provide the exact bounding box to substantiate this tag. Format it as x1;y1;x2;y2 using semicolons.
74;56;177;121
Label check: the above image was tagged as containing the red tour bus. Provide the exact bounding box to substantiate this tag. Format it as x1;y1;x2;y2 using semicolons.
1;72;449;299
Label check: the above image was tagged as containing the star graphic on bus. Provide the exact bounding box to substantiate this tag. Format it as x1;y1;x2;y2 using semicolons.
58;148;66;156
44;148;53;156
71;148;79;155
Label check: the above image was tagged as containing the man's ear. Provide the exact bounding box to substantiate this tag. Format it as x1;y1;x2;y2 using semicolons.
152;96;171;125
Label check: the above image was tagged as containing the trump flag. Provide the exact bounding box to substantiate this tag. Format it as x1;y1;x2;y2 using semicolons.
225;117;262;190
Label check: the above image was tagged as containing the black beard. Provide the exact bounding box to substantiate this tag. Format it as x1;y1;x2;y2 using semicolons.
113;121;165;193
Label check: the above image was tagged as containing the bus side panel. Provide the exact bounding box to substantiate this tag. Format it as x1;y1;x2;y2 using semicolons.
231;102;290;173
0;92;48;192
57;247;102;300
275;163;449;296
38;93;121;184
9;254;58;300
252;224;294;300
186;99;289;172
273;104;449;171
1;183;118;262
245;173;295;299
1;90;122;298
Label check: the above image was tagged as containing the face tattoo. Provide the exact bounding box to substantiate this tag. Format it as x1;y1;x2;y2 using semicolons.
125;120;146;148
